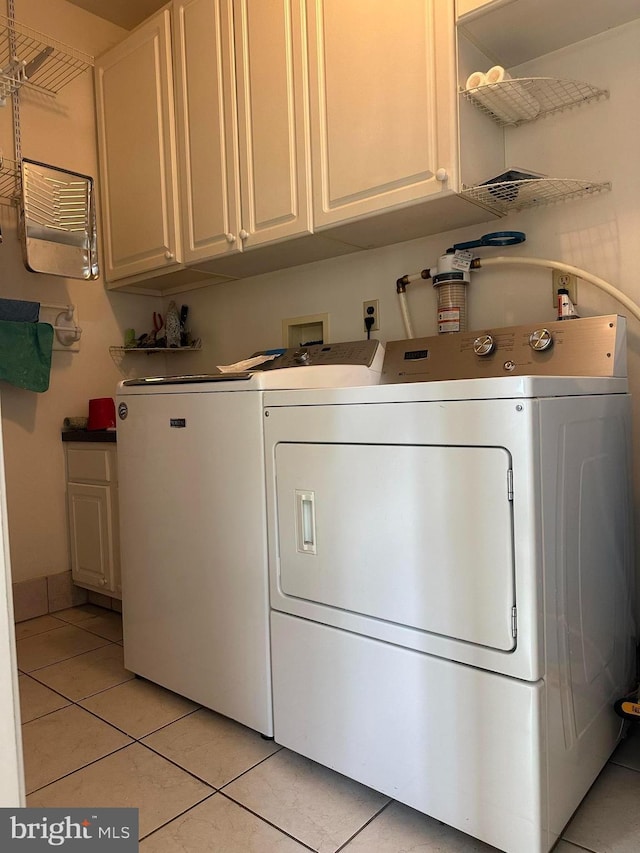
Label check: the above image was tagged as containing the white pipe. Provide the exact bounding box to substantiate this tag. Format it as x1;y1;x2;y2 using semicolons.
479;256;640;323
398;290;415;339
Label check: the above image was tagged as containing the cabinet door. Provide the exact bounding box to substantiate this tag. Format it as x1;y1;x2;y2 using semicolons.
173;0;241;262
95;9;182;281
234;0;311;247
68;483;116;594
307;0;457;228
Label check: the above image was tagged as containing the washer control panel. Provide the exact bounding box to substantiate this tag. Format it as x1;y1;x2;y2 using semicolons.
256;339;381;370
382;315;626;383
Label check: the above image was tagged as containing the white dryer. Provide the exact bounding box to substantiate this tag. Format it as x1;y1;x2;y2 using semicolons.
116;340;384;737
263;315;636;853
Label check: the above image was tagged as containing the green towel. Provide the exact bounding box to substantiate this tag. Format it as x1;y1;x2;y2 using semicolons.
0;321;53;392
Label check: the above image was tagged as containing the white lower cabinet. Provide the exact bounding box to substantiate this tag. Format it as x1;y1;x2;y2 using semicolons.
65;443;121;599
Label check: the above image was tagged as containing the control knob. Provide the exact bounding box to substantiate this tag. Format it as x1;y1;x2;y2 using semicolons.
473;334;495;357
294;348;310;364
528;328;553;351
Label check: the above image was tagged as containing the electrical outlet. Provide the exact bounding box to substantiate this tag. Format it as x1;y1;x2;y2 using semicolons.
363;299;379;331
552;271;578;307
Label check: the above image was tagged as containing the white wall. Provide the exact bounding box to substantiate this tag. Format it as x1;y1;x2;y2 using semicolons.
0;0;163;583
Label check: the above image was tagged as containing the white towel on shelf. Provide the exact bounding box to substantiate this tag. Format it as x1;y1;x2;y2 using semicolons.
465;66;540;124
485;65;540;121
465;69;519;123
465;70;486;90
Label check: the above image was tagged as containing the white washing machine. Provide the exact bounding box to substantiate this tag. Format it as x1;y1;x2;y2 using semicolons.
116;340;384;737
263;315;636;853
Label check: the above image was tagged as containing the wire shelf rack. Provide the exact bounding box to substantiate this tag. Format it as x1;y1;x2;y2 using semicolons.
0;13;93;99
109;343;202;356
109;342;202;378
0;155;20;203
461;178;611;215
460;77;608;127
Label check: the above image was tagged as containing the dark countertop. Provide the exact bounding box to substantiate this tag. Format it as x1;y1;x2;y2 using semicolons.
61;429;117;443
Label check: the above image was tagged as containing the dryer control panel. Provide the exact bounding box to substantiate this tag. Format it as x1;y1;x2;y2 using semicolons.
382;314;626;383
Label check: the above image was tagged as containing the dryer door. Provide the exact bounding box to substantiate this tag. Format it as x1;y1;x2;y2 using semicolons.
274;442;515;651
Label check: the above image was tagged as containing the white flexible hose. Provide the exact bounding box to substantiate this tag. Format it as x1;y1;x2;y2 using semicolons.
479;256;640;323
398;290;415;338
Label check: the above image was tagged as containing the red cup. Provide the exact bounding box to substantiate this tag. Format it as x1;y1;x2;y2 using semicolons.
88;397;116;430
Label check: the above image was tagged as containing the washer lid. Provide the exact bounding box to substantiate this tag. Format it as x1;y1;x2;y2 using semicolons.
121;373;252;386
118;340;386;393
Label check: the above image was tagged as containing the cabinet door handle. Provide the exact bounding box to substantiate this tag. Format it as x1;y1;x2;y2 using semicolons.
164;250;175;260
239;229;249;240
435;168;448;182
225;233;236;243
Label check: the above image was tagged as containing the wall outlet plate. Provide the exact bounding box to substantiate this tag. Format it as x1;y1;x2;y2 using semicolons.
363;299;379;331
552;271;578;307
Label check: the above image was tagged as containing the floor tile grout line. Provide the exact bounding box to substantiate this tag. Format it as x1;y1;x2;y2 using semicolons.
138;735;282;791
216;790;318;852
25;742;134;799
18;638;122;675
18;672;75;706
49;606;119;625
20;702;74;727
130;703;203;740
559;841;605;853
60;698;142;741
137;790;218;843
15;624;73;643
213;743;286;791
135;736;216;779
15;621;69;640
52;622;123;643
334;799;395;853
38;673;136;706
21;701;135;746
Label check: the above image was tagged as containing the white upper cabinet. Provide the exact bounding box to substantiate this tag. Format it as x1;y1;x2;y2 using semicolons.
174;0;310;264
95;8;182;283
173;0;240;263
234;0;311;248
307;0;457;229
96;0;510;292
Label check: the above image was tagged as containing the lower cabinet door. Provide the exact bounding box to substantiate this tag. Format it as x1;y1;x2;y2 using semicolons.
68;483;115;593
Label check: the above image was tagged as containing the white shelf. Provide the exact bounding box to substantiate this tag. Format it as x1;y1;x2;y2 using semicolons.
461;178;611;215
0;13;93;100
456;0;640;67
461;77;608;127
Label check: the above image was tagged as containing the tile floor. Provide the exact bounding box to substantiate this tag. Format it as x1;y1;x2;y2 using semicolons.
14;604;640;852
